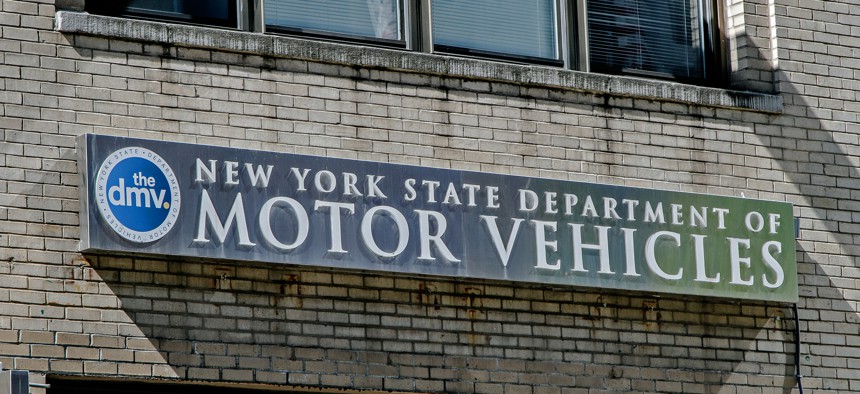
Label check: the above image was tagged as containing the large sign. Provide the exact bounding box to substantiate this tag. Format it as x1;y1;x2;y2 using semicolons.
79;134;798;302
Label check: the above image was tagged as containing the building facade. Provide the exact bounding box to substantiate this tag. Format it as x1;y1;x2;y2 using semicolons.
0;0;858;392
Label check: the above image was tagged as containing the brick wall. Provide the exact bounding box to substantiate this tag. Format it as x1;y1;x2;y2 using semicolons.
776;1;860;392
1;0;859;392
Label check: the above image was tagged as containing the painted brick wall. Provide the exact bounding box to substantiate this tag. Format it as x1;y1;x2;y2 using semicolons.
0;0;858;392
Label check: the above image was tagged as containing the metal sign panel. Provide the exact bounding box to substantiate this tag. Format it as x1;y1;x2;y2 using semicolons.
78;134;798;302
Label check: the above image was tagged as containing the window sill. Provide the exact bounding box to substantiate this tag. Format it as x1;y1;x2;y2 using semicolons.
55;11;782;114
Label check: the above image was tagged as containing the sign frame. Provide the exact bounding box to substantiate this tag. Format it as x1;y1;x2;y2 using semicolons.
78;134;798;302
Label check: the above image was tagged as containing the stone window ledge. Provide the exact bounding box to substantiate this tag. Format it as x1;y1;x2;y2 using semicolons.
56;11;782;114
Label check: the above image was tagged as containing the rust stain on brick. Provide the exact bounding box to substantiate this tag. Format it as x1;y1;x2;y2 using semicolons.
280;274;303;308
462;287;482;307
642;301;661;330
583;296;605;322
71;256;90;281
417;283;440;310
463;287;483;320
214;268;232;290
465;332;487;346
768;309;786;330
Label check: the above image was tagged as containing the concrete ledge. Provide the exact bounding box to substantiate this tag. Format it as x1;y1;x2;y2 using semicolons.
56;11;783;113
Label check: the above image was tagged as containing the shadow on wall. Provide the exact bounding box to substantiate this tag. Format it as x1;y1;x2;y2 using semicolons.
727;24;857;392
770;67;858;394
83;253;796;392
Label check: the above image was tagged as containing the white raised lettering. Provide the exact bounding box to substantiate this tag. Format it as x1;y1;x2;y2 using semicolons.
422;180;440;203
532;220;559;270
690;206;707;227
671;204;683;225
570;224;612;274
403;179;417;201
224;161;239;185
245;163;274;188
728;237;753;286
519;189;538;212
644;202;665;224
260;197;308;251
622;228;639;276
486;186;500;209
581;196;598;218
692;234;719;283
762;241;785;288
564;194;578;215
545;192;558;214
290;168;311;191
416;210;460;263
314;170;337;193
622;199;639;221
462;184;480;207
194;191;254;247
195;159;216;183
442;183;461;206
360;206;408;258
768;213;781;234
480;216;524;268
745;211;764;232
645;231;682;280
603;198;621;220
367;175;386;198
342;173;362;196
712;208;729;229
315;201;355;254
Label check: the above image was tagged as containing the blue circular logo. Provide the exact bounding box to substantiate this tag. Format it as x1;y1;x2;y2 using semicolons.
95;147;180;243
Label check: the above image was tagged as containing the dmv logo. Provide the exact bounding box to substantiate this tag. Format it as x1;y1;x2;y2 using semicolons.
95;147;180;243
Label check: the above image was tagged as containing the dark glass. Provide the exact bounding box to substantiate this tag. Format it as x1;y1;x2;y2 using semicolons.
87;0;237;28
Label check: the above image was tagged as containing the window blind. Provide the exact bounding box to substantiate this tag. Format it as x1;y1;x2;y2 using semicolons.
432;0;558;61
587;0;705;80
265;0;402;41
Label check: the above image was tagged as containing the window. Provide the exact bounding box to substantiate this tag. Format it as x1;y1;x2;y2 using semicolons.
265;0;404;45
86;0;722;85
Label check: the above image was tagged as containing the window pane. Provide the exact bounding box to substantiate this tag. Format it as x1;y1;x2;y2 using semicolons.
588;0;705;80
265;0;402;41
432;0;558;61
129;0;186;14
88;0;236;27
